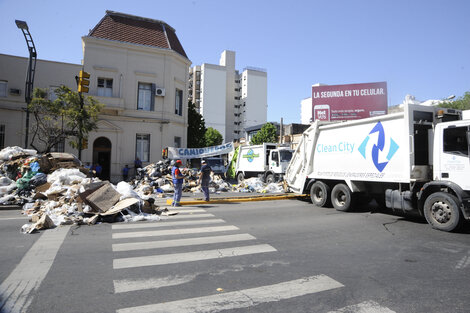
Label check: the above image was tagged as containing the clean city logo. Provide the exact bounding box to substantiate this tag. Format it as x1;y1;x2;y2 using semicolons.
358;121;399;172
243;149;260;162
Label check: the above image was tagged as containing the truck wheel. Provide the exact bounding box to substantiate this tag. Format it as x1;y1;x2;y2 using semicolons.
423;192;462;232
331;183;353;212
310;181;330;207
237;172;245;184
265;174;275;184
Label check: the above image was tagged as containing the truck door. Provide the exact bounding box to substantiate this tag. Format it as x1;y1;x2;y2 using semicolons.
439;125;470;190
270;150;282;173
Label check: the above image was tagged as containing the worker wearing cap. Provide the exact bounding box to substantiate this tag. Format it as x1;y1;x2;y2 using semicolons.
171;160;185;207
198;160;212;201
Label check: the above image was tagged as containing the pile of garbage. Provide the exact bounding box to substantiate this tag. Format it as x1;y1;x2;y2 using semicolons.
1;146;286;234
133;161;285;195
0;147;175;234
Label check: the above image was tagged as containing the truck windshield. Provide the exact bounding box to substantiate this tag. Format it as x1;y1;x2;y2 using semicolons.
280;150;293;162
206;159;223;166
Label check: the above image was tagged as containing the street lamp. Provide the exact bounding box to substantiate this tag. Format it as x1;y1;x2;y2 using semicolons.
15;19;37;148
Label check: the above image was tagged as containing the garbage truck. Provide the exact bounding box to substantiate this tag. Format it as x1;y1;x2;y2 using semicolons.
236;143;294;183
285;103;470;232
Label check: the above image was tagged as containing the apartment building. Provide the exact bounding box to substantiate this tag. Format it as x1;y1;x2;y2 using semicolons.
188;50;267;142
0;11;190;182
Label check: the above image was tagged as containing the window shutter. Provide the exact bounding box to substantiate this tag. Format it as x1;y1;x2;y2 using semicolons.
150;84;156;111
178;90;183;116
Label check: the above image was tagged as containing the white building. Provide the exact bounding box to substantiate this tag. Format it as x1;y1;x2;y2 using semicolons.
300;97;313;124
189;50;267;142
0;11;190;182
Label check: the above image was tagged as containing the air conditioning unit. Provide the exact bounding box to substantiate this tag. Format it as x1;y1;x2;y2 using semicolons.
9;88;21;96
155;87;165;96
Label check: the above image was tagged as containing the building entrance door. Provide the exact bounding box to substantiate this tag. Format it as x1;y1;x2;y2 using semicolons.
93;137;111;181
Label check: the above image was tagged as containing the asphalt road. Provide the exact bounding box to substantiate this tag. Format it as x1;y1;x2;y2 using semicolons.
1;199;469;313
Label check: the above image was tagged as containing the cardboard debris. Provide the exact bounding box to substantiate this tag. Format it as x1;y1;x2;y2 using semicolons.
101;198;140;216
85;182;121;213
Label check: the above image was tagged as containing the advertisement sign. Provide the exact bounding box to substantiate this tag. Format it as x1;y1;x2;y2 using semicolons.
312;82;388;121
168;142;233;159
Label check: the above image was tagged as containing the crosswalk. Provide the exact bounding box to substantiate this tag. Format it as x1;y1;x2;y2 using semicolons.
111;207;396;313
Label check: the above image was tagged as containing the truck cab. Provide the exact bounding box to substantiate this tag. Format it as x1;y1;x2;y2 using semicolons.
267;148;293;182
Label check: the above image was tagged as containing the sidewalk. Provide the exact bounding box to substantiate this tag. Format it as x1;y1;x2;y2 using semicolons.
155;191;308;207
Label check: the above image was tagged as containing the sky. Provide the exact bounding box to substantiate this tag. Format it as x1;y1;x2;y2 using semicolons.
1;0;469;124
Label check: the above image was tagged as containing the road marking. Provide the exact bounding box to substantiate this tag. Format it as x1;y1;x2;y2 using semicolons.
113;244;276;269
113;260;288;293
0;226;69;313
113;233;256;252
328;300;396;313
0;217;29;221
116;274;343;313
112;218;225;230
114;274;196;293
112;225;239;239
160;213;215;219
455;252;470;269
172;209;207;214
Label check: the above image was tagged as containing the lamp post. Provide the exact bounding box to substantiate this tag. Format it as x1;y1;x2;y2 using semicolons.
15;19;37;148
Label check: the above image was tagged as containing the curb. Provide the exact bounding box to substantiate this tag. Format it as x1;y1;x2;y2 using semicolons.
0;205;22;211
165;194;308;206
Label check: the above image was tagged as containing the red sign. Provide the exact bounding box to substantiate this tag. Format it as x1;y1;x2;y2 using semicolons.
312;82;388;121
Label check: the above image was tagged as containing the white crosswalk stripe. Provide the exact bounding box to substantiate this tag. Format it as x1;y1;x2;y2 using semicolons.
328;300;396;313
111;210;390;313
116;275;344;313
113;244;276;269
112;225;239;239
111;218;225;230
112;233;256;252
160;213;215;219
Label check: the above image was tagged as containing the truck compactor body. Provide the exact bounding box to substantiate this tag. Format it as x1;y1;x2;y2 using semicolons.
285;103;470;231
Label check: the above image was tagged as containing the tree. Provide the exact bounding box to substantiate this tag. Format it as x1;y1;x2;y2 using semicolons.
28;86;103;154
187;101;207;147
439;92;470;110
205;127;223;146
250;122;277;145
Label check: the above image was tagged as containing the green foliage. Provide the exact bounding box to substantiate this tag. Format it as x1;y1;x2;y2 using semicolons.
250;122;278;145
187;101;207;147
28;86;103;153
439;92;470;110
205;127;223;146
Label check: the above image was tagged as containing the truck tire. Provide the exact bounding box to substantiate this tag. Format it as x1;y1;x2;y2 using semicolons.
310;181;330;207
331;183;353;212
423;192;462;232
237;172;245;183
265;173;275;184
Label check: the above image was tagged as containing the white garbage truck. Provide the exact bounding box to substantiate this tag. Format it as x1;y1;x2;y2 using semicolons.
235;143;294;183
285;103;470;232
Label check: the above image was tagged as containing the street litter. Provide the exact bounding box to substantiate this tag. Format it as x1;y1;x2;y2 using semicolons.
1;146;286;234
0;147;178;234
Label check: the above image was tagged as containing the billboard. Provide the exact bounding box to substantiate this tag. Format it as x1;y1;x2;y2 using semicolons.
312;82;387;121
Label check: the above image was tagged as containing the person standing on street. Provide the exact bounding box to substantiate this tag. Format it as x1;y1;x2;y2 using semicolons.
122;164;129;181
134;157;142;178
198;160;212;201
171;160;185;207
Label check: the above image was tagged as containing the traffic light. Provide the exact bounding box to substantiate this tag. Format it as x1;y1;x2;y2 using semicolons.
82;138;88;149
78;70;90;93
162;147;168;159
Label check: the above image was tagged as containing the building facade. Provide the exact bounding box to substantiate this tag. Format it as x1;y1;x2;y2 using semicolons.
188;50;267;143
0;11;190;182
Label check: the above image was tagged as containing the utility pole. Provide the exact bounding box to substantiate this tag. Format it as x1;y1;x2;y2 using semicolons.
15;20;37;148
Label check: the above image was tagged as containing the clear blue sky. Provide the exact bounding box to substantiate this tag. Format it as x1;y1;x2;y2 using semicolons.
1;0;469;124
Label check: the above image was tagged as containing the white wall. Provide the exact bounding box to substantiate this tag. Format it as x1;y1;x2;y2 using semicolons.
242;69;267;128
301;97;312;124
200;64;227;140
